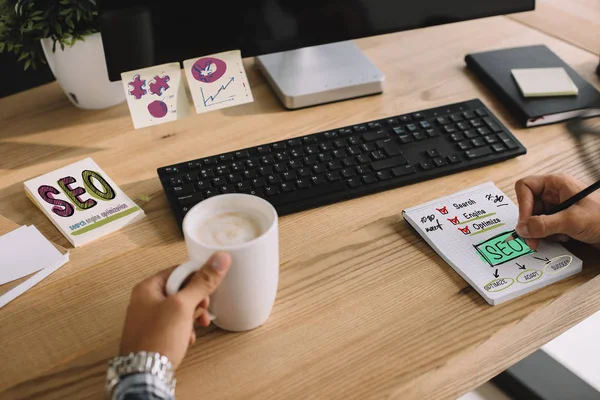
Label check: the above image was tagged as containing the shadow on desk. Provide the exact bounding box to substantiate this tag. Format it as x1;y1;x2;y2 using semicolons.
0;142;102;170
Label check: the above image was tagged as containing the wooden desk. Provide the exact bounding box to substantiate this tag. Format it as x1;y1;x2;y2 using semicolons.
1;12;600;400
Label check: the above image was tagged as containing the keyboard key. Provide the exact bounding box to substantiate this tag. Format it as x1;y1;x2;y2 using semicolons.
328;160;342;170
426;129;440;138
296;178;311;189
419;161;433;171
312;175;326;185
281;182;295;192
412;112;425;120
433;157;448;167
497;133;519;149
362;174;377;184
259;166;273;175
477;127;491;136
376;171;391;180
252;177;266;188
457;121;470;130
304;155;318;165
302;136;317;144
348;136;362;146
342;157;357;167
290;148;304;158
202;157;217;165
361;143;375;152
393;127;406;135
181;206;191;216
419;121;432;129
234;150;250;160
177;193;203;205
486;121;502;133
187;161;202;169
450;114;463;123
353;125;367;132
413;132;427;141
484;135;499;144
213;177;227;186
363;130;388;142
245;159;259;168
271;142;286;151
274;163;287;173
218;184;236;194
463;110;476;119
333;149;347;159
347;177;362;188
268;180;347;207
230;162;244;172
257;145;271;154
288;138;302;147
267;175;282;185
334;139;348;148
318;153;332;162
368;122;382;129
457;141;472;151
247;189;265;197
298;168;312;177
371;155;409;171
219;154;233;162
387;118;399;126
265;186;280;196
165;167;179;174
436;116;450;125
235;182;251;192
347;146;361;156
282;171;297;181
196;180;211;191
447;155;462;164
326;171;341;181
200;169;214;179
399;135;413;144
342;168;356;178
305;145;319;155
371;150;385;160
313;164;327;174
324;131;337;140
471;138;486;147
261;156;275;165
476;108;488;117
173;184;194;196
470;119;483;128
356;154;371;164
492;143;506;153
356;165;370;174
243;170;257;179
465;146;493;159
464;129;478;139
319;142;333;152
406;124;418;132
228;173;242;183
170;177;183;186
215;166;229;176
288;159;302;169
392;166;416;177
426;148;440;158
450;133;464;142
340;128;353;135
400;115;411;122
204;189;218;198
276;152;289;161
444;125;458;134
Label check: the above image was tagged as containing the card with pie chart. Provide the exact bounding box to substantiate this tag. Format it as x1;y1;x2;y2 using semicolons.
183;50;254;114
121;62;190;129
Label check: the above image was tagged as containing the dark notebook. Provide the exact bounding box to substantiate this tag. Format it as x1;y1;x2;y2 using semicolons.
465;45;600;127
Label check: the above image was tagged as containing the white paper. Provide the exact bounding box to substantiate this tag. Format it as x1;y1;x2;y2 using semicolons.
403;182;582;305
511;67;578;97
0;225;64;285
184;50;254;114
121;62;191;129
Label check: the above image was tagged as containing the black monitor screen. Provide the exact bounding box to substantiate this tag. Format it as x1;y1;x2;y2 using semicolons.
99;0;534;81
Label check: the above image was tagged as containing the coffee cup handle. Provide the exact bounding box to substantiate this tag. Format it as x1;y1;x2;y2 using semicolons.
165;261;216;321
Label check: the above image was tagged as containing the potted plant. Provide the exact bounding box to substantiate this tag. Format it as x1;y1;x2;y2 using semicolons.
0;0;124;109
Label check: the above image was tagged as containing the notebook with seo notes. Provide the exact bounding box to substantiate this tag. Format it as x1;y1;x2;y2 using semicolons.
402;182;582;305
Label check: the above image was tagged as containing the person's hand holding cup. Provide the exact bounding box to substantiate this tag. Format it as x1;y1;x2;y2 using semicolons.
166;193;279;331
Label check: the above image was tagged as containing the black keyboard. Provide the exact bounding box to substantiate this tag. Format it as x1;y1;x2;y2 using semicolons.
158;99;526;228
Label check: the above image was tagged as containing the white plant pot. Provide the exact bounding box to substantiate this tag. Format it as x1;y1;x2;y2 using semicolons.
40;32;125;109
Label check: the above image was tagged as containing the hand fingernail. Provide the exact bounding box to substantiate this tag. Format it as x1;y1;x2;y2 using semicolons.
210;252;229;272
516;223;529;237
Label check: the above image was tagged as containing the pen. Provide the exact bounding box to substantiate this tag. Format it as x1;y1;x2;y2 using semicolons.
504;179;600;243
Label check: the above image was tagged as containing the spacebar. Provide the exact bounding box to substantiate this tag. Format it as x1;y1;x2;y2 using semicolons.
267;181;348;207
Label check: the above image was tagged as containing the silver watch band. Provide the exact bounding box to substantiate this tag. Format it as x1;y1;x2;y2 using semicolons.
105;351;176;398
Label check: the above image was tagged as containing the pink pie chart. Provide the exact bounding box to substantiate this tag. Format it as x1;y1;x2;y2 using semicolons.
191;57;227;83
148;100;168;118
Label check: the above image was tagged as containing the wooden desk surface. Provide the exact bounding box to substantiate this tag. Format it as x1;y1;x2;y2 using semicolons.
2;12;600;400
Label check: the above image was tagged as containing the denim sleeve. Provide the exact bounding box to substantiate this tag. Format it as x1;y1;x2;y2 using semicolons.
112;373;175;400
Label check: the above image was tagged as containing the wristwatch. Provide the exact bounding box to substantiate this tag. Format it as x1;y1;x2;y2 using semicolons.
105;351;176;398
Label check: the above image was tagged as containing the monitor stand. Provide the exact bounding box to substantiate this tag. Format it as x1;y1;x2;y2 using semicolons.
256;41;385;110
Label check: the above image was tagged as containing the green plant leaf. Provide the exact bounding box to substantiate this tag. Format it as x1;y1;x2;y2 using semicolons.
17;52;28;61
59;9;72;16
7;42;13;51
0;43;5;53
76;9;81;21
66;18;74;29
24;59;31;70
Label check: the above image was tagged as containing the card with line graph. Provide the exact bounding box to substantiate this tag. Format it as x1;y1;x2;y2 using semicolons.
402;182;582;305
121;62;190;129
183;50;254;114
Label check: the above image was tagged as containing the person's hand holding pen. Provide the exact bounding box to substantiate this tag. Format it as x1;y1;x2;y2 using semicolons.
511;174;600;250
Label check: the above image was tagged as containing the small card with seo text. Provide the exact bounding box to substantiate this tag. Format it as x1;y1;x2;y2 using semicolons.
24;158;145;247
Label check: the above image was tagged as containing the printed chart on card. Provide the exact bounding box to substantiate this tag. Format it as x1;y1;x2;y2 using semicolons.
403;182;582;305
184;50;254;113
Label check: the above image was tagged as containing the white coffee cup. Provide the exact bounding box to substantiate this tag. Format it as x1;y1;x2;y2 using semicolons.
166;193;279;332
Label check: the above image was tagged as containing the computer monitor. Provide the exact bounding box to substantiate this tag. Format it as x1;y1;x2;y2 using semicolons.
98;1;534;108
